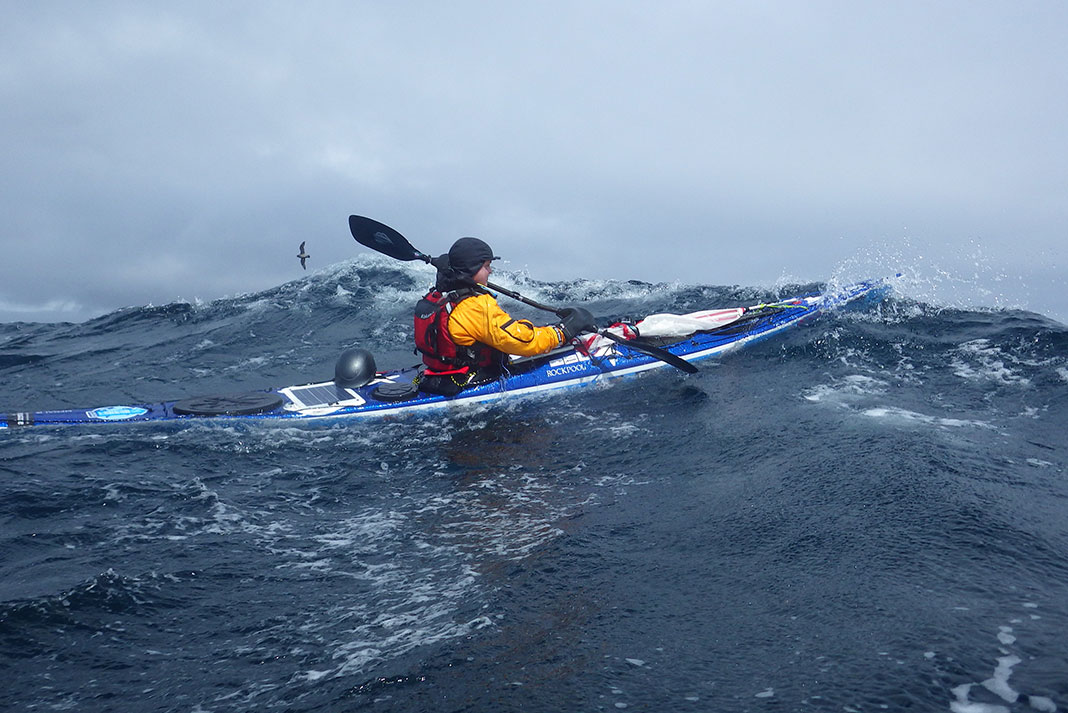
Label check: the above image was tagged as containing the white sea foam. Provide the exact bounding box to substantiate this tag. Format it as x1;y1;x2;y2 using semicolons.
951;340;1030;387
1030;696;1058;712
861;406;995;430
950;683;1009;713
562;409;652;439
802;374;888;403
803;373;999;431
948;619;1058;713
981;655;1022;703
282;509;487;681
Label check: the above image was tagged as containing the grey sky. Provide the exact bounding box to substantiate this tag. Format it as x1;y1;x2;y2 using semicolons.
2;1;1066;324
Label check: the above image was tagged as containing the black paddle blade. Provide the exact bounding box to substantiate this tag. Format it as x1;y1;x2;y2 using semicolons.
348;215;431;263
599;331;698;374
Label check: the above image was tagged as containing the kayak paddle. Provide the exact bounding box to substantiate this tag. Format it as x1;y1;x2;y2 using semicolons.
348;215;697;374
349;215;433;264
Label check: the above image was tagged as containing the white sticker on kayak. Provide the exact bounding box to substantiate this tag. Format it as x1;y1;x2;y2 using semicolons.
87;406;149;421
548;352;587;367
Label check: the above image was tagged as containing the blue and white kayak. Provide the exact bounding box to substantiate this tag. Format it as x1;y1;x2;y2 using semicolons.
0;278;888;428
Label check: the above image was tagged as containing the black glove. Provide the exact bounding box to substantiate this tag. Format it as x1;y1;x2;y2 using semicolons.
558;307;597;341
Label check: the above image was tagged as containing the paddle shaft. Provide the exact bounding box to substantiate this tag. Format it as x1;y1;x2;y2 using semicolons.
483;280;563;317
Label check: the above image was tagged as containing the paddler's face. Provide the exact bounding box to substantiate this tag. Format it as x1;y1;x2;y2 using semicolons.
473;260;492;285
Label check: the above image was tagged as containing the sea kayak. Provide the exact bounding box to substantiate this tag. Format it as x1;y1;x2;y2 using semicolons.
0;278;888;428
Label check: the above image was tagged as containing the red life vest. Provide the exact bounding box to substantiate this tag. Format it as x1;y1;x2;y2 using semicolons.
414;288;498;374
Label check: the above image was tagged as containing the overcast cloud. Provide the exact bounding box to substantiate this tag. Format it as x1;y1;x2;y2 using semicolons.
2;1;1066;324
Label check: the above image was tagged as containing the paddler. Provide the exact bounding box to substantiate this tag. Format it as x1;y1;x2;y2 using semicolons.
414;237;596;396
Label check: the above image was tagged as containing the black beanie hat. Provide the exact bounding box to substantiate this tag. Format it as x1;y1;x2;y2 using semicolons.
444;237;499;278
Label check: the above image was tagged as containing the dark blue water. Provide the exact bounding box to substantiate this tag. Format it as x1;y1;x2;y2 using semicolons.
2;257;1066;712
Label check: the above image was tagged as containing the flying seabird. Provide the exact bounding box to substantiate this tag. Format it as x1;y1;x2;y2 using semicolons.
297;241;310;270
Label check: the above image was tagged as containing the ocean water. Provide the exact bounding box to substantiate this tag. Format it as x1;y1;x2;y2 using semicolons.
1;258;1066;713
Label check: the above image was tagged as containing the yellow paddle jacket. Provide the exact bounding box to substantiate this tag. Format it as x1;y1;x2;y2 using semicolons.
447;293;564;357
